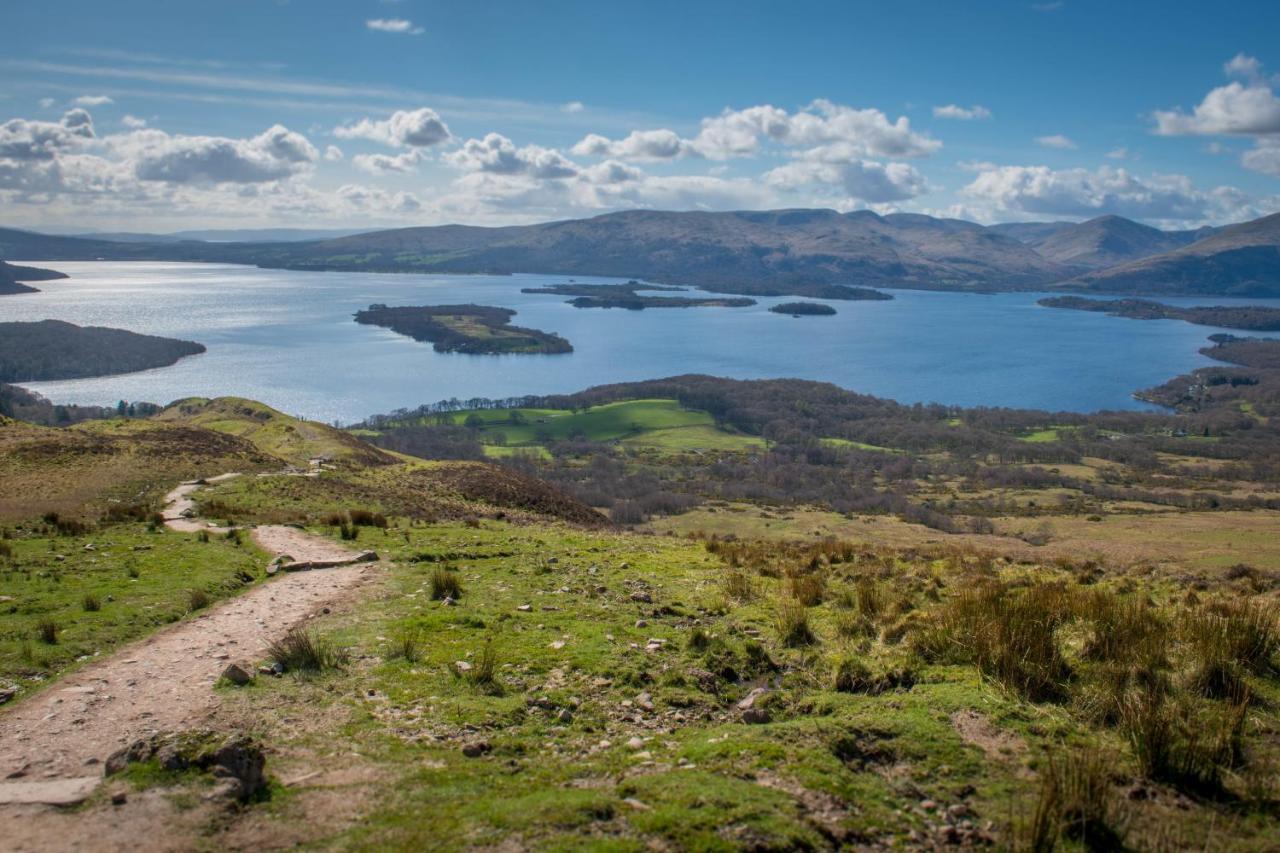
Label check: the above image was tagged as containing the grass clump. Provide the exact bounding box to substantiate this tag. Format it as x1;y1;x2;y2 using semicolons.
266;626;346;674
1026;748;1128;852
81;593;101;612
187;589;210;611
430;567;463;600
35;618;59;645
388;629;421;663
774;598;816;647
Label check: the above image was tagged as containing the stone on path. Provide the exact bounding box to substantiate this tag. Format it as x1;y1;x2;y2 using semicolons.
0;777;99;806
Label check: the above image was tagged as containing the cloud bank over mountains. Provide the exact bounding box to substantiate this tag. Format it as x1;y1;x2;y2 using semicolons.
1;54;1277;230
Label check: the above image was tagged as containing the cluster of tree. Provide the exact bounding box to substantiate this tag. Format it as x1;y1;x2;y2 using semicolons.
1040;296;1280;332
353;304;573;354
0;320;206;382
769;302;837;316
0;382;162;426
522;282;756;310
0;261;67;295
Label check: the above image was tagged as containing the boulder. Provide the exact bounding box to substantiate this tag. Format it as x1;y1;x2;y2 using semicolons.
220;664;253;686
105;730;267;801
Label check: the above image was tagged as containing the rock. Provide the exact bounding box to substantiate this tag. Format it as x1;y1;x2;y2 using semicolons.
219;664;253;686
270;554;294;566
516;604;532;612
441;596;458;607
110;790;127;806
549;640;566;650
741;708;771;724
0;686;16;705
0;778;99;806
355;550;379;563
737;687;768;710
556;709;573;724
920;799;937;812
454;661;473;673
629;592;652;604
461;741;491;758
635;692;655;712
634;619;647;628
626;736;646;751
104;731;266;801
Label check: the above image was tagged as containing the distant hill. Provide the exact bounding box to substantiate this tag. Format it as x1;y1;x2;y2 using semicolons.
1002;215;1215;270
3;209;1278;296
79;227;370;243
1063;213;1280;296
0;320;206;381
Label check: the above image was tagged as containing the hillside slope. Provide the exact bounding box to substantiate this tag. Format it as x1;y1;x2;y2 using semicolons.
1063;212;1280;295
1012;215;1211;270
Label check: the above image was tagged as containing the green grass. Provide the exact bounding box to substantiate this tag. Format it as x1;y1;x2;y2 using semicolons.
819;437;902;453
621;424;765;452
1018;428;1063;443
0;523;266;694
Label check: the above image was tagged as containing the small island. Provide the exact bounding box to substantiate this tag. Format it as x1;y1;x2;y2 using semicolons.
522;281;756;310
1039;296;1280;332
0;260;68;296
763;283;893;301
769;301;837;317
0;320;206;381
354;304;573;355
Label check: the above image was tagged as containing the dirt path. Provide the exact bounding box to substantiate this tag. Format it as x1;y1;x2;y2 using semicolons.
0;476;381;803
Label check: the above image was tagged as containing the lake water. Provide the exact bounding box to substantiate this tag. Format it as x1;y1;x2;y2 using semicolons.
5;261;1278;424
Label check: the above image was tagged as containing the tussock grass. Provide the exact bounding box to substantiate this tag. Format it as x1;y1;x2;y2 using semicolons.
81;593;101;612
266;626;346;673
430;567;463;600
35;618;59;645
1026;748;1129;852
775;598;817;647
187;589;210;611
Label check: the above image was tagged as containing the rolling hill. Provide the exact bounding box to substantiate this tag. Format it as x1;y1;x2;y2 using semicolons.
3;208;1278;296
1063;212;1280;296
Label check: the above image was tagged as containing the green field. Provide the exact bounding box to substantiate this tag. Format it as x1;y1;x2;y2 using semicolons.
447;399;763;454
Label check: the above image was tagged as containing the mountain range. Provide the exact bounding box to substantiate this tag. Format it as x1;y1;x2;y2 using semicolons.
2;209;1278;297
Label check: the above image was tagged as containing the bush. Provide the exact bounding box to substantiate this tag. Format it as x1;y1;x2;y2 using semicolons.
430;567;463;600
81;594;101;612
188;589;210;611
266;627;346;673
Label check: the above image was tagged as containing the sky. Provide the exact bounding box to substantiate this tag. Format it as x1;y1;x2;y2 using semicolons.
3;0;1280;232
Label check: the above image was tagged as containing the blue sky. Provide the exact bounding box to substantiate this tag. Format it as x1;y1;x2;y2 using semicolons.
3;0;1279;231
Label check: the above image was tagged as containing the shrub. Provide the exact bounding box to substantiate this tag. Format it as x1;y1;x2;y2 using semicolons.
1184;599;1277;675
775;598;816;647
1077;590;1165;667
266;627;346;673
1026;748;1128;852
339;522;359;541
1119;685;1245;794
347;508;388;528
430;567;463;600
81;594;101;612
188;589;210;611
196;529;210;543
687;627;710;651
36;618;59;645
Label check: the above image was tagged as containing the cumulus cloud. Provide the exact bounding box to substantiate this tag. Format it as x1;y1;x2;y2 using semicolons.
1242;140;1280;176
73;95;114;107
353;149;422;174
561;101;585;114
0;109;95;160
366;18;423;34
1036;134;1077;149
334;107;451;148
123;123;319;184
571;99;939;163
1153;55;1280;177
445;133;577;178
323;144;344;161
933;104;992;120
338;183;422;214
1106;147;1128;159
960;162;1273;226
764;157;929;203
121;114;147;129
38;97;55;109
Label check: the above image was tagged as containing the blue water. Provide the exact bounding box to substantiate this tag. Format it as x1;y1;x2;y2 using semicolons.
3;261;1277;423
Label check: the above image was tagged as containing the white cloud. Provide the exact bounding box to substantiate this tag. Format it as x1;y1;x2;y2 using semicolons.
571;99;939;163
1105;147;1128;159
1242;139;1280;177
764;157;929;203
1155;80;1280;136
0;109;95;160
561;101;585;114
334;107;451;148
961;162;1274;226
932;104;992;120
121;114;147;129
1224;53;1264;82
120;123;319;184
365;18;423;35
353;149;422;174
1036;134;1077;149
38;97;55;109
73;94;114;107
445;133;578;178
323;144;344;162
